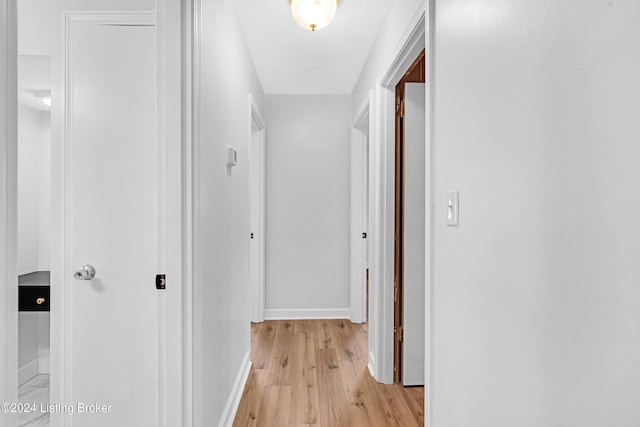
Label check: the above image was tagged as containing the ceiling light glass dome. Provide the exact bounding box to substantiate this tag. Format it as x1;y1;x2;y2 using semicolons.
290;0;338;32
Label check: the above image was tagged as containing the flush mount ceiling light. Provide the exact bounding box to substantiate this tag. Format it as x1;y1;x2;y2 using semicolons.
289;0;340;32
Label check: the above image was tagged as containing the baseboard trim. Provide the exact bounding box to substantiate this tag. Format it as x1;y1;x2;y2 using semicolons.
18;359;39;386
219;351;252;427
264;308;351;320
38;356;50;374
368;351;376;380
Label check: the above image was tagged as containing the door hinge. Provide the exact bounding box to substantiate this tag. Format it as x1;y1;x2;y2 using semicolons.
399;100;405;118
394;326;404;342
156;274;166;290
362;232;367;239
250;232;254;239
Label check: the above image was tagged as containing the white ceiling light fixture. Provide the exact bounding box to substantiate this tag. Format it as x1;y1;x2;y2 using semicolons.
289;0;339;32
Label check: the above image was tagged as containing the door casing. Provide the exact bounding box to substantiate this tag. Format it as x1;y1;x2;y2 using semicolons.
0;1;19;423
350;92;372;324
0;3;191;426
393;51;426;384
368;2;426;386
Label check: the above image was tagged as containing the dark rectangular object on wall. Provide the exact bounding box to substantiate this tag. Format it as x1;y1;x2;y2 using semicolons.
19;285;50;311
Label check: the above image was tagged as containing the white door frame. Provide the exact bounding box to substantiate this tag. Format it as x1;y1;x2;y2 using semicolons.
425;3;434;425
0;2;19;425
367;1;433;425
350;93;372;324
249;94;266;323
368;0;426;387
157;1;192;425
0;2;191;426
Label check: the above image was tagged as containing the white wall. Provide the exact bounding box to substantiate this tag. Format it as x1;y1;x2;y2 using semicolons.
18;313;37;382
264;95;351;318
17;105;50;275
17;104;51;385
432;1;640;426
18;0;155;56
351;0;422;116
17;105;40;274
17;312;49;384
197;0;264;424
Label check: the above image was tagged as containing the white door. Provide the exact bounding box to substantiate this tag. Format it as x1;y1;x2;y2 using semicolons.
403;82;425;386
63;15;158;426
249;99;266;323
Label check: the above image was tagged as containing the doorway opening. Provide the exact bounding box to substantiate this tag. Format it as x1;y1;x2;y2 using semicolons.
351;93;372;326
16;53;52;423
393;49;426;385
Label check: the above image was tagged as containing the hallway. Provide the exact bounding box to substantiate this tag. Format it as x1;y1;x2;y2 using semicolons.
3;1;640;426
233;320;423;426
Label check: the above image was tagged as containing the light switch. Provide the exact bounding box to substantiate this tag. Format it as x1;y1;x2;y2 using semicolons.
447;191;459;226
227;146;238;167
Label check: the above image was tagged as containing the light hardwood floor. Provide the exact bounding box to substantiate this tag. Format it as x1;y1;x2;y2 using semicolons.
233;320;424;427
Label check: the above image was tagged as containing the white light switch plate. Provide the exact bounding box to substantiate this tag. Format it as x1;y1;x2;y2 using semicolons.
227;145;238;167
447;191;459;226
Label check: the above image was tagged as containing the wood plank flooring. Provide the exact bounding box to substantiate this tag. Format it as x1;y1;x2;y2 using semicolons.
233;320;424;427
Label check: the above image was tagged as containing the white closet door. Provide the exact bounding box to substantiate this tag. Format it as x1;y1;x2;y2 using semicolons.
403;82;425;386
64;15;158;426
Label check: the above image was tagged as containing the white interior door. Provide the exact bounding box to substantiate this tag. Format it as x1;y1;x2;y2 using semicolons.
403;82;425;386
361;127;370;321
64;14;158;425
250;99;265;322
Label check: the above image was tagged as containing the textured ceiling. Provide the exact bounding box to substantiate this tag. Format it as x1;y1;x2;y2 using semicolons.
233;0;390;94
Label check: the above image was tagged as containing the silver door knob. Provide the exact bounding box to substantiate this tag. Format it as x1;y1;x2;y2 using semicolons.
74;265;96;280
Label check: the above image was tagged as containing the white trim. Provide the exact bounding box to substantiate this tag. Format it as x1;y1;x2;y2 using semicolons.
372;82;395;385
353;94;371;129
38;355;50;374
157;0;191;426
18;359;39;387
350;92;372;324
250;94;265;129
157;4;167;426
379;0;427;86
369;0;426;385
218;352;252;427
191;1;204;426
264;308;351;320
367;351;376;378
425;2;434;426
0;0;19;418
249;93;266;323
179;1;194;426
